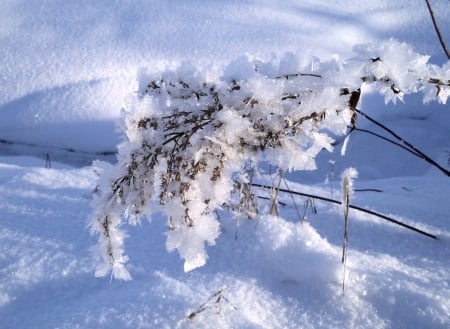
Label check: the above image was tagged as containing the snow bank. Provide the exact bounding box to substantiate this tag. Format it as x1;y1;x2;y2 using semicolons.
1;0;449;328
1;0;448;155
1;157;449;328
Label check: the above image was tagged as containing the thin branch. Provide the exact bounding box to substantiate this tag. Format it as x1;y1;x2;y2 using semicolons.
250;183;437;240
425;0;450;59
355;109;450;177
352;128;422;158
282;177;303;221
275;72;322;79
354;188;383;193
188;289;237;320
341;173;351;292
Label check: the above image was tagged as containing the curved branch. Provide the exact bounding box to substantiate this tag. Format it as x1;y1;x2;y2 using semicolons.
355;109;450;177
251;183;437;240
425;0;450;59
352;128;422;158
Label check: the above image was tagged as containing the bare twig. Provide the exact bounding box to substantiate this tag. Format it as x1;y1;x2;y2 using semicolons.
425;0;450;59
45;153;52;168
250;183;437;239
355;109;450;177
352;128;422;158
270;170;284;216
188;289;237;320
354;188;383;193
328;160;335;198
341;171;355;292
282;178;304;221
275;72;322;79
301;198;318;222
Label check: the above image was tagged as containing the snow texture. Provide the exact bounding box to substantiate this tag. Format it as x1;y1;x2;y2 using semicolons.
1;1;450;328
90;41;448;278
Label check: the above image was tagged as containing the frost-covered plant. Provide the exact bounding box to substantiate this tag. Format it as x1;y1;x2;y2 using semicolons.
90;40;450;280
341;167;358;291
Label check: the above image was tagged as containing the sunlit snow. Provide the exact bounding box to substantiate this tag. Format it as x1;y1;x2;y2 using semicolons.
1;1;449;328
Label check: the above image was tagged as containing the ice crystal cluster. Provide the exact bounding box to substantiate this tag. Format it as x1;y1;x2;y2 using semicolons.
90;40;449;280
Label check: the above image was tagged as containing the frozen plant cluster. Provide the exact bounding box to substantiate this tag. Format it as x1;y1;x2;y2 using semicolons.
90;40;450;280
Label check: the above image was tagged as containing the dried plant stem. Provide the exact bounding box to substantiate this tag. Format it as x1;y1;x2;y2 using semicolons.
301;198;317;222
341;175;351;291
282;178;303;221
45;153;52;168
425;0;450;59
355;109;450;178
250;183;437;239
270;170;284;216
328;160;335;198
352;128;422;158
188;288;237;320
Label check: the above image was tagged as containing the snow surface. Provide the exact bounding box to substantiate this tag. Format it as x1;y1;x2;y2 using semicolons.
1;0;449;328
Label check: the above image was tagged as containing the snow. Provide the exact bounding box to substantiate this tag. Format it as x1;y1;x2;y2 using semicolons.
1;0;450;328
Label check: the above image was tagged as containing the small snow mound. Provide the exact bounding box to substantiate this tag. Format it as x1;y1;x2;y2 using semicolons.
254;215;340;284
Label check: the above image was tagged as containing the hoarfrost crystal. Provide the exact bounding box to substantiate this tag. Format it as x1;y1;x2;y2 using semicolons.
89;40;450;279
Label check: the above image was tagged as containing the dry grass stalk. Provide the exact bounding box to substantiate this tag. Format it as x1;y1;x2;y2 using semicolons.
341;168;357;292
341;174;350;291
188;288;238;321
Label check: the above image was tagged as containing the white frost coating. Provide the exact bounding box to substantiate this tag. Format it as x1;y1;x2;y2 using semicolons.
90;40;450;279
341;134;351;156
341;166;358;238
353;40;450;105
341;167;358;198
